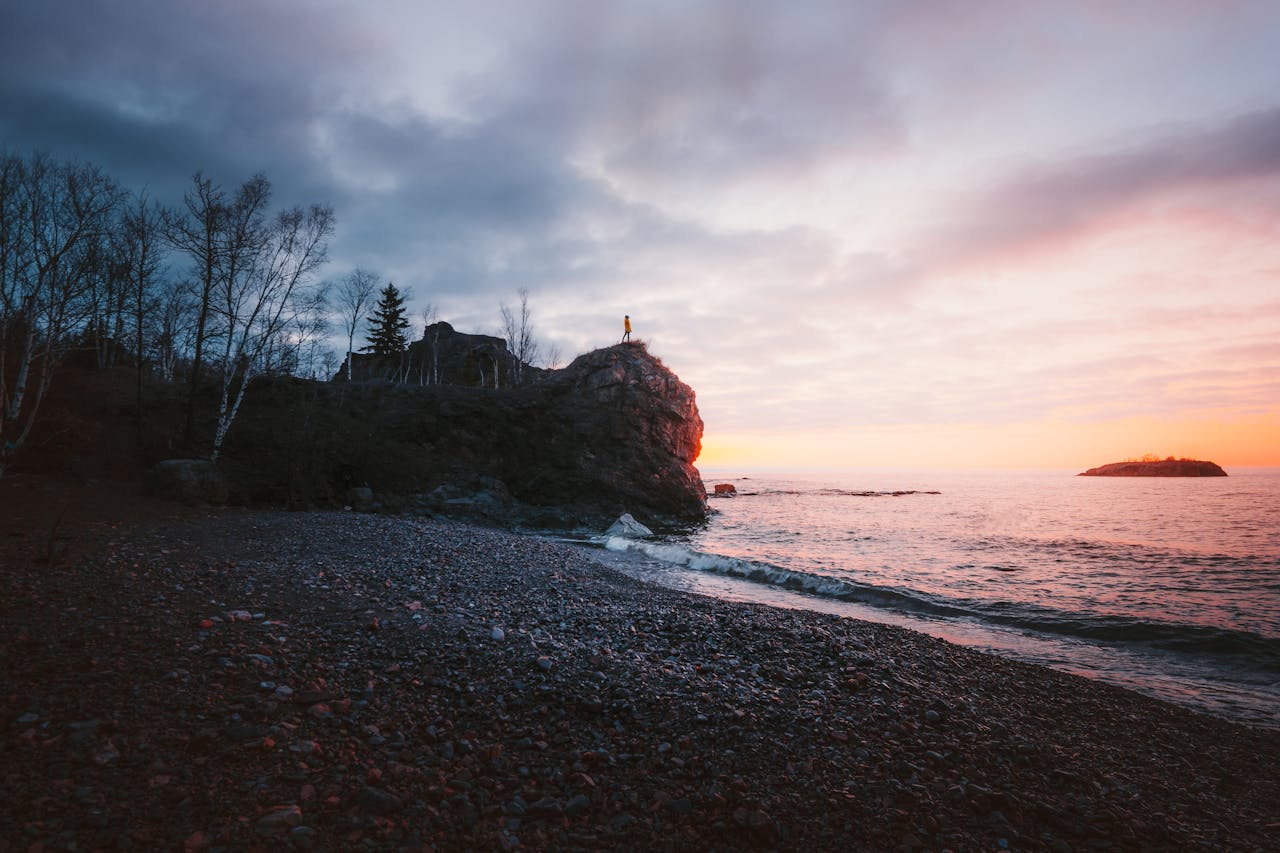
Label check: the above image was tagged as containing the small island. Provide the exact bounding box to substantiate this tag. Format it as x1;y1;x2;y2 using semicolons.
1078;456;1228;477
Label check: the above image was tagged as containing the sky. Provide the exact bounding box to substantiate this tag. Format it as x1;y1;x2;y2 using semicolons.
3;0;1278;469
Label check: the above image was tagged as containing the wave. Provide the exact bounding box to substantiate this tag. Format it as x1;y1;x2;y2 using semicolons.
602;536;1280;669
966;534;1277;573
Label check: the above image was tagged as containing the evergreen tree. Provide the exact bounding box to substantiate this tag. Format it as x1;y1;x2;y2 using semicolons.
363;283;410;357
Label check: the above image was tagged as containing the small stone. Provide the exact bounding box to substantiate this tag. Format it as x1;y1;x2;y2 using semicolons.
256;805;302;835
565;793;590;815
289;825;317;849
528;796;562;817
229;610;253;622
536;656;553;672
358;785;402;815
491;626;505;642
924;709;941;724
289;740;321;755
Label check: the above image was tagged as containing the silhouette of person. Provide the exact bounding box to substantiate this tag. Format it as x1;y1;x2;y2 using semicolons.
622;314;632;343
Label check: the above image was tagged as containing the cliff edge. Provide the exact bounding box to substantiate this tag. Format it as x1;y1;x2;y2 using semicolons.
1078;459;1227;477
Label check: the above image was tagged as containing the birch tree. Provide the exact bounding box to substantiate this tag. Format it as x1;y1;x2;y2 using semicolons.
152;280;195;384
209;199;334;459
499;287;540;386
0;152;122;475
419;304;439;384
335;267;378;380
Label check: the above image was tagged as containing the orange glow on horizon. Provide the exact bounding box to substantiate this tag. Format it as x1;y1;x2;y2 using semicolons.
699;414;1280;471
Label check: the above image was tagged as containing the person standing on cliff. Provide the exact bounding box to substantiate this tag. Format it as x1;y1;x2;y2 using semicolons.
622;314;632;343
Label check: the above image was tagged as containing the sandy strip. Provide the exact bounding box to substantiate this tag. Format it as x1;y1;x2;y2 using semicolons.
2;507;1277;851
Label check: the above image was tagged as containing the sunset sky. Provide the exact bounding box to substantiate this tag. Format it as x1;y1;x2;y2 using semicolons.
3;1;1278;468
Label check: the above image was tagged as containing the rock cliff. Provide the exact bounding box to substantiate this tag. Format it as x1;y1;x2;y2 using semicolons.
1078;459;1227;477
221;343;706;529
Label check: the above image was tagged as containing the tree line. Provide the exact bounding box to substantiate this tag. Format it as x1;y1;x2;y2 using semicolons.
0;148;551;476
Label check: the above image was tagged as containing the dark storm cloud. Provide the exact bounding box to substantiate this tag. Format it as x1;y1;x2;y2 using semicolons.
4;0;858;310
0;0;366;199
461;1;905;185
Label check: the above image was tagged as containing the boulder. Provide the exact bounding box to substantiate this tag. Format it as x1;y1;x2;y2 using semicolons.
147;459;229;505
713;483;737;496
606;513;653;538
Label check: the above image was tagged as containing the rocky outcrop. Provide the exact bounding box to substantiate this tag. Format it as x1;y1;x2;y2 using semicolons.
526;344;705;527
223;343;706;529
1078;459;1227;477
335;322;547;388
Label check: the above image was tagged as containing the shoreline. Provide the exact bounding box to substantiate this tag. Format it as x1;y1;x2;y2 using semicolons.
2;490;1278;850
583;537;1280;731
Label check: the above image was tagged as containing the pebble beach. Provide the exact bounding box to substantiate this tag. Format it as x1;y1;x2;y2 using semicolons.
2;488;1278;851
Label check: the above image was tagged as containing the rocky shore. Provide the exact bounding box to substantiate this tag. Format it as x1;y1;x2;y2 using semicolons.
2;482;1278;851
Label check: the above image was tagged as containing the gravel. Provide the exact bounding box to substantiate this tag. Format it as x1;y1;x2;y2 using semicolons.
2;500;1278;851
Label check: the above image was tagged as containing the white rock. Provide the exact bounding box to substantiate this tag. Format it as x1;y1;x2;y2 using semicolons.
605;513;652;538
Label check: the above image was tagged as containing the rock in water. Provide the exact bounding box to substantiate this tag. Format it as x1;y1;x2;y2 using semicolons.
713;483;737;496
606;513;653;538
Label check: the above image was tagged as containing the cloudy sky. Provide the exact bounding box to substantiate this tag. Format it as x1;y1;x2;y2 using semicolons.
3;0;1278;468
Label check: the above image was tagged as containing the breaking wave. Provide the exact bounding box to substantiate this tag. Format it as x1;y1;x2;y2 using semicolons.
601;536;1280;670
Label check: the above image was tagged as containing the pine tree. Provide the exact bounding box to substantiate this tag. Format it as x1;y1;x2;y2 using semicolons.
363;283;410;358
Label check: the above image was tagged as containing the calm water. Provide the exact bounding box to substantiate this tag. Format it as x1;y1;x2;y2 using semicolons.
588;468;1280;728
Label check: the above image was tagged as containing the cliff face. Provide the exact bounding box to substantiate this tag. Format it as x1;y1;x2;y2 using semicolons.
526;344;706;525
223;343;706;529
1078;459;1228;477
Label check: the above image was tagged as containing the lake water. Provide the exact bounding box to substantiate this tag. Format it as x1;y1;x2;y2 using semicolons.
587;468;1280;728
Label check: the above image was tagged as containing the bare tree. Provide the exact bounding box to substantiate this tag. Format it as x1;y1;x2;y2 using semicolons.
209;200;334;459
335;267;378;381
117;192;165;429
285;282;330;380
164;172;227;450
152;280;195;384
499;287;540;386
417;303;438;385
0;151;122;475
